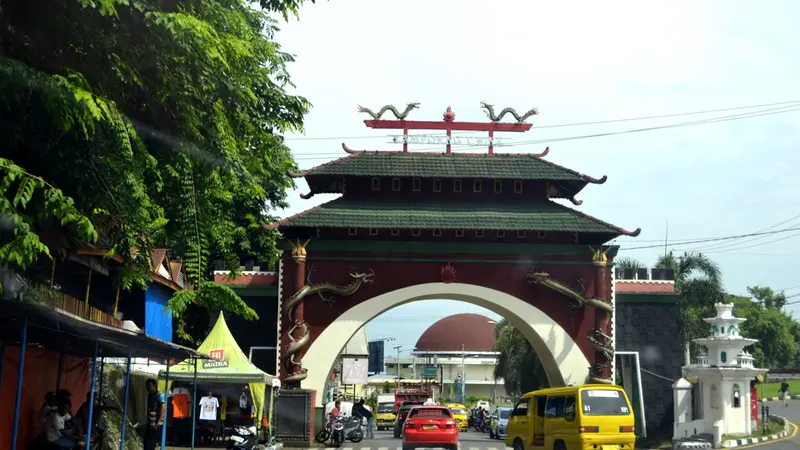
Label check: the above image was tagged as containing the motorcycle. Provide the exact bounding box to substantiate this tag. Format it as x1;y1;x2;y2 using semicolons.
473;414;489;433
227;425;258;450
341;414;364;443
315;414;346;447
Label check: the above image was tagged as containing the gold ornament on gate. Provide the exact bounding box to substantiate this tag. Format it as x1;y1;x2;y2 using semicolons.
290;239;310;263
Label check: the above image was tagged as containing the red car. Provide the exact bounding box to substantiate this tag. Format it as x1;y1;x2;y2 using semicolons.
401;406;458;450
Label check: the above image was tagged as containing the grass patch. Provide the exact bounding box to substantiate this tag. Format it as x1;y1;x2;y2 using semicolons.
758;379;800;398
722;416;784;442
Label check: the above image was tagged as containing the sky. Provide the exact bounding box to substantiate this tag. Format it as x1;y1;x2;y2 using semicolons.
271;0;800;354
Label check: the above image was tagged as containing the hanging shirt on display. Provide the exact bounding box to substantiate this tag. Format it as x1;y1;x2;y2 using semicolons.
199;395;220;421
171;387;191;419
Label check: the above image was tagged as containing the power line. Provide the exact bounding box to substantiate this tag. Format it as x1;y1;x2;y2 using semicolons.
285;99;800;142
680;213;800;253
618;225;800;251
292;104;800;160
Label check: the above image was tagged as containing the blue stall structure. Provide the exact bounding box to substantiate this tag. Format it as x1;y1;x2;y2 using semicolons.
0;297;208;450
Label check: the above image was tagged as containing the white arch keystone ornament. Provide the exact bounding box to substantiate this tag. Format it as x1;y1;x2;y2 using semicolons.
301;282;592;406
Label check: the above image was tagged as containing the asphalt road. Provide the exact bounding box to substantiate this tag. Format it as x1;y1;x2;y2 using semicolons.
311;429;511;450
748;400;800;449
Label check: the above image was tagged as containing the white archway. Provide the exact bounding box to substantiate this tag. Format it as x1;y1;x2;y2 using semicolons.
301;282;590;405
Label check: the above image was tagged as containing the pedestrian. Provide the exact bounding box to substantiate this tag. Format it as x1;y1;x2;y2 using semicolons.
356;399;375;439
779;380;791;407
144;378;166;450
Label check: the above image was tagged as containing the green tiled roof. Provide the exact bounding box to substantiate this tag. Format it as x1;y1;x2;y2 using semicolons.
291;152;604;182
273;198;638;236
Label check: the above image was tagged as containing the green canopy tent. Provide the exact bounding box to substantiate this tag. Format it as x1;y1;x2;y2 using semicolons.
158;312;272;424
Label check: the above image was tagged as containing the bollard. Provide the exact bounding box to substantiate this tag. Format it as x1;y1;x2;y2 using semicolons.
762;405;766;434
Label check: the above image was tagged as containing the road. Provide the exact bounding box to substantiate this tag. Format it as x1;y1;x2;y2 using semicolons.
749;400;800;449
309;429;510;450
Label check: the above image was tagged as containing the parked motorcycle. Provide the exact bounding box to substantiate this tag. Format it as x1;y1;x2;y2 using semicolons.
315;413;346;447
227;425;258;450
341;414;364;443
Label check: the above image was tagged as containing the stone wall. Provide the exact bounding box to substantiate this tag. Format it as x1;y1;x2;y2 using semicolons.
615;292;682;435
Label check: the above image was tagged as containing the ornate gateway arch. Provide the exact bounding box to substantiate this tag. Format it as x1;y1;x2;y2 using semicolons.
269;103;641;409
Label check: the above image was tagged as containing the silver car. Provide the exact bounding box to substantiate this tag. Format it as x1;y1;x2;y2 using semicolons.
489;407;512;440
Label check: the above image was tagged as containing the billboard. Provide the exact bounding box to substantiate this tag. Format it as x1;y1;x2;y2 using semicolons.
342;358;369;385
368;340;385;374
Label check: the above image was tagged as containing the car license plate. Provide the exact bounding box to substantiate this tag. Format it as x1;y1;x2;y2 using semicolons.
601;446;619;450
423;425;437;430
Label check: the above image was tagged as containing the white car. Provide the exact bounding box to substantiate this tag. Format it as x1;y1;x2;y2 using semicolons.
475;400;491;411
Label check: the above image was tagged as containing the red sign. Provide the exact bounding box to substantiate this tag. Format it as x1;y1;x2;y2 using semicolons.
209;349;225;361
751;388;759;425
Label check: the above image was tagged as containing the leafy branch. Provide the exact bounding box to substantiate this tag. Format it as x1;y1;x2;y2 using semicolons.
0;157;96;268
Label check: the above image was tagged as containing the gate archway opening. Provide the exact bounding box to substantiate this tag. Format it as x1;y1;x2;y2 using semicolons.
301;282;590;405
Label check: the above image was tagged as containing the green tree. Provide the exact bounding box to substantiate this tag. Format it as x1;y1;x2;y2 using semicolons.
656;251;724;345
615;256;646;270
746;285;787;309
0;0;314;339
728;289;799;368
492;319;548;399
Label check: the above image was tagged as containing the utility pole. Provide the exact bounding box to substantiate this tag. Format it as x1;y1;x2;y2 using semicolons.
393;345;402;380
461;344;466;402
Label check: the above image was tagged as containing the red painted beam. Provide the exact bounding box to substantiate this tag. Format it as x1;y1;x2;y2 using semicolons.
364;120;532;132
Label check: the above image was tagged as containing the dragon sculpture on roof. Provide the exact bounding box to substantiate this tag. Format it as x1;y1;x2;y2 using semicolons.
356;102;420;120
282;268;374;383
480;102;539;123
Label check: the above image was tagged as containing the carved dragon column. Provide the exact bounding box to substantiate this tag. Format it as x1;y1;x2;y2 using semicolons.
284;239;310;387
592;248;613;381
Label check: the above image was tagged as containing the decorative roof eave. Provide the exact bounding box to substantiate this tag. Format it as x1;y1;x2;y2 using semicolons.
263;202;327;230
264;198;641;237
555;202;641;237
290;143;608;186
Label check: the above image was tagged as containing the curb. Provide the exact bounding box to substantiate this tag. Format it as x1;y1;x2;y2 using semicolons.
721;415;792;448
759;395;800;402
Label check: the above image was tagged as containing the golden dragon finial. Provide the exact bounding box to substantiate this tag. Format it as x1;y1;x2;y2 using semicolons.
290;239;311;263
589;246;611;265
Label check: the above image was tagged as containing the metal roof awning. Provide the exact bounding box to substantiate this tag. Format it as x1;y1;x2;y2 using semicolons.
0;299;208;361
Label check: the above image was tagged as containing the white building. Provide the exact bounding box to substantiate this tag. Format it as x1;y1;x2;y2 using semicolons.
384;313;509;404
674;303;767;443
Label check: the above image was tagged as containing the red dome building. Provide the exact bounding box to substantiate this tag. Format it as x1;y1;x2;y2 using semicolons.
385;313;508;404
414;313;498;353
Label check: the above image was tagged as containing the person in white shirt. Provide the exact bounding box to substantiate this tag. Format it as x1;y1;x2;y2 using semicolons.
39;392;57;427
44;401;78;447
199;391;220;421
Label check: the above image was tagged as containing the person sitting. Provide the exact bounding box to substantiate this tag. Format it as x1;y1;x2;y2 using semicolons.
328;401;342;424
39;392;58;428
44;401;78;448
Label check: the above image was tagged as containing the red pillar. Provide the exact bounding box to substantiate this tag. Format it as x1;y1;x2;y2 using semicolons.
593;256;612;380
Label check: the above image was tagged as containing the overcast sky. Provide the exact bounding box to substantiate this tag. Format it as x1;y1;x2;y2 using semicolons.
274;0;800;355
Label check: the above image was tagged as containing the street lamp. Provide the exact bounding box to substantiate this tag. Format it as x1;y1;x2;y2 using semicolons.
393;345;403;379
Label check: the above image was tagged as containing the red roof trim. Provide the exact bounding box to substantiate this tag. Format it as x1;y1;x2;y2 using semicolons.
615;281;675;293
553;202;641;237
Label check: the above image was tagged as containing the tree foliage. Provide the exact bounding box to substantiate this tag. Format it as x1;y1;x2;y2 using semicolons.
0;0;313;337
492;319;548;399
728;290;800;368
655;251;724;346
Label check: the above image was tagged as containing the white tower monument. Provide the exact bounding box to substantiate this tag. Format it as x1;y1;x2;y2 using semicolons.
673;303;767;443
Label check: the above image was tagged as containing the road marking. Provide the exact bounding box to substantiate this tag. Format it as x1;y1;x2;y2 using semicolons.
734;421;798;449
378;447;389;450
360;447;371;450
470;447;482;450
